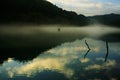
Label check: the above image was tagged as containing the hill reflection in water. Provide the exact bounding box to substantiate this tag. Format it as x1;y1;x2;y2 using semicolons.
0;24;120;63
0;38;120;80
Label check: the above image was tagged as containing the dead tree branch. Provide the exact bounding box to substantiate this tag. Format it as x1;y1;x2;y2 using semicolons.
84;40;91;59
105;40;109;62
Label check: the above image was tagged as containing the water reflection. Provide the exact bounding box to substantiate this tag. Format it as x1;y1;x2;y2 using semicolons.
0;38;120;80
0;24;120;63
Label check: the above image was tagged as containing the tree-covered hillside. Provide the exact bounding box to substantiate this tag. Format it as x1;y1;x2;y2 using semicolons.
0;0;89;26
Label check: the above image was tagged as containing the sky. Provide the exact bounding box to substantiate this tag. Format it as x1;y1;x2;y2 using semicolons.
47;0;120;16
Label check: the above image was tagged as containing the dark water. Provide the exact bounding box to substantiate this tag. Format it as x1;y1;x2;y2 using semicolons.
0;24;120;80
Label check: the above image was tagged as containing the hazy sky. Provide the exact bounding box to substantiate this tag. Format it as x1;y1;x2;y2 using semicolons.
47;0;120;16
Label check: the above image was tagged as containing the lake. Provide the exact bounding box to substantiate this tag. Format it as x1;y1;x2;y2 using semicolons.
0;24;120;80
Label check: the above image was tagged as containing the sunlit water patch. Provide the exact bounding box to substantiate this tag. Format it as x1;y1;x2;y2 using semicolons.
0;38;120;80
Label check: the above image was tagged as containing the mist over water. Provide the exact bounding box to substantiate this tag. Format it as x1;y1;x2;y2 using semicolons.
0;24;120;80
0;24;120;44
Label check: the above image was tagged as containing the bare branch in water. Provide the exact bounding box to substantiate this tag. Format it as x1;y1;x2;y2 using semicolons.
84;40;91;59
105;41;109;62
84;49;91;59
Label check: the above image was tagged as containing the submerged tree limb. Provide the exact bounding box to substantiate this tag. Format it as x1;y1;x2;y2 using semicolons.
105;41;109;62
84;40;91;59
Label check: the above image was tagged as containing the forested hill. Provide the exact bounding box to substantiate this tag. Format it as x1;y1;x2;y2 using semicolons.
0;0;89;26
89;14;120;27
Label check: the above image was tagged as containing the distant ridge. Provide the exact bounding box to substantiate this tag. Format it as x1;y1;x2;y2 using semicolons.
89;13;120;27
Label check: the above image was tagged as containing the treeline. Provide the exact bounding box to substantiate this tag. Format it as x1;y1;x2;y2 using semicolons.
89;13;120;27
0;0;89;26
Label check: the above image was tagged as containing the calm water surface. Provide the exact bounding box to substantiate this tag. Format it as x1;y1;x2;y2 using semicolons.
0;24;120;80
